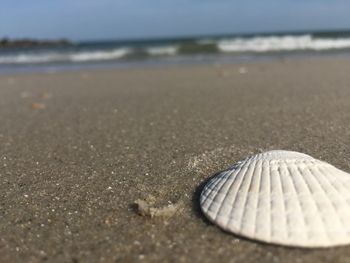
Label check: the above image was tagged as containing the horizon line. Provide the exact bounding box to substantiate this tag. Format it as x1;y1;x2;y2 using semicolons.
2;27;350;44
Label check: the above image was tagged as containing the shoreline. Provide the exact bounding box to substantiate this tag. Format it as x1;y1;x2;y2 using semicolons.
1;51;350;76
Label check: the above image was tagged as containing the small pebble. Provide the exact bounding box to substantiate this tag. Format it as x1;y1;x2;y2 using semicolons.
31;102;46;110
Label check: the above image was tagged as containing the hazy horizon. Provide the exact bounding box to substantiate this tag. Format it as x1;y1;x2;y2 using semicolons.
4;27;350;43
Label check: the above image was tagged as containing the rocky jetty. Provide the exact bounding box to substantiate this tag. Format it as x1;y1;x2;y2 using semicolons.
0;38;72;49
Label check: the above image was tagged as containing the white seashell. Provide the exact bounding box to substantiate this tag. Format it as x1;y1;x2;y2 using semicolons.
200;150;350;248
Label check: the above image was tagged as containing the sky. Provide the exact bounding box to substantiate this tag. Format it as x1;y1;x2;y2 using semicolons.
1;0;350;41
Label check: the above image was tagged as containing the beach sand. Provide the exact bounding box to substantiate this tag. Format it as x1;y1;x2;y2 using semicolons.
1;57;350;262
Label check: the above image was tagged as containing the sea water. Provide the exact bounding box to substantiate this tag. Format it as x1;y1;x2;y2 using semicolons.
2;30;350;74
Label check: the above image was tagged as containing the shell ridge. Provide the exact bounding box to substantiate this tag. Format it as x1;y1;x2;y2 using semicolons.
304;164;342;242
268;161;273;242
252;160;263;238
236;159;261;231
221;160;254;227
228;158;247;170
203;167;239;204
223;194;316;220
268;163;272;243
202;167;246;206
202;175;231;207
279;162;295;240
319;166;350;203
315;165;350;235
200;180;214;204
273;160;288;240
285;162;308;241
201;170;230;204
267;162;282;240
207;163;246;217
318;166;350;203
215;163;250;223
201;170;232;212
295;164;330;243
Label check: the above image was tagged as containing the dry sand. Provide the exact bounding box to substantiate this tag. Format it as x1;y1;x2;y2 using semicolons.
1;57;350;262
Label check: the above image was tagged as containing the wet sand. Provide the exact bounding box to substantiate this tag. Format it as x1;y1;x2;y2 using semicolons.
1;57;350;262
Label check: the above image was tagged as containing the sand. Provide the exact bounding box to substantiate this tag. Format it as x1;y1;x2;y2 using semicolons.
1;57;350;262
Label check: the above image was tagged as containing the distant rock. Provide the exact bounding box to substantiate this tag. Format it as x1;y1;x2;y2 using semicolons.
0;38;73;49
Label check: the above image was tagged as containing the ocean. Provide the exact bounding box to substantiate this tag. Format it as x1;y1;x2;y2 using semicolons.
2;30;350;73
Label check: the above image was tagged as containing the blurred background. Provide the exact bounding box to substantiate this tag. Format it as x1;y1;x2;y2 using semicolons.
1;0;350;73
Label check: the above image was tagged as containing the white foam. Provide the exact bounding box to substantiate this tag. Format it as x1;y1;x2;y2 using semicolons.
218;35;350;52
70;48;130;62
0;48;131;64
146;46;178;56
0;53;66;64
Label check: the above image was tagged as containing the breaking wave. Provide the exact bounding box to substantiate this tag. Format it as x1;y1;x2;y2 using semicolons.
2;34;350;65
217;35;350;52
